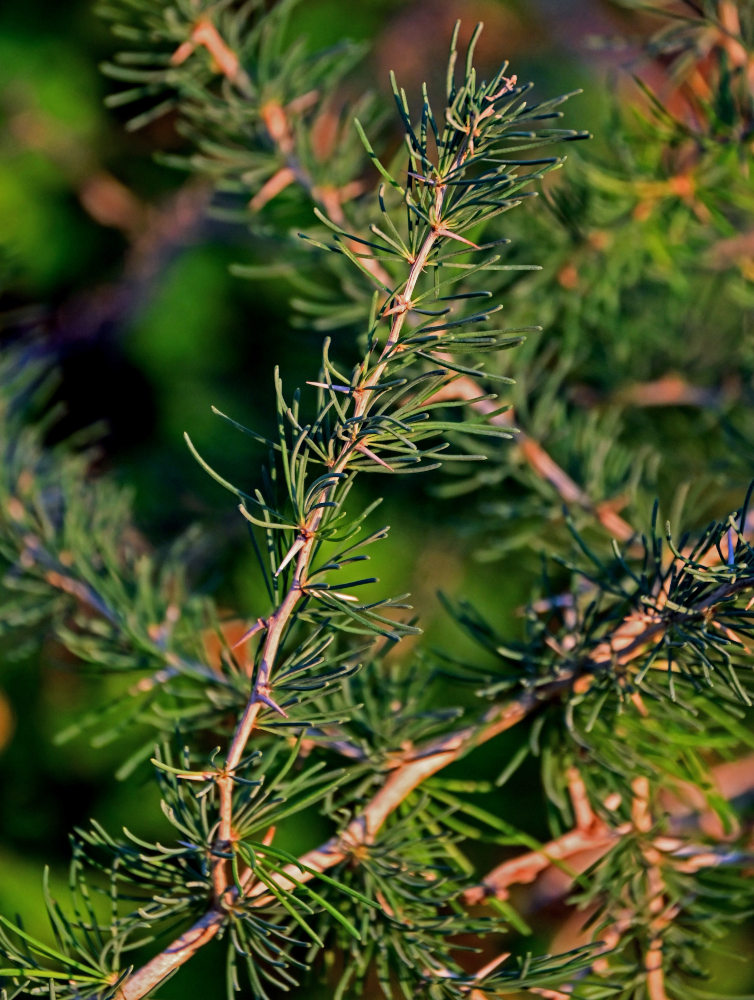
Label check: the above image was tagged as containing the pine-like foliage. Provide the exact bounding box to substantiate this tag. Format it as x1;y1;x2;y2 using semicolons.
1;2;753;999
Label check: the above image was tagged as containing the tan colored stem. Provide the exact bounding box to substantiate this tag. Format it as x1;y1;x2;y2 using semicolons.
632;778;672;1000
249;166;296;212
471;750;754;909
171;17;251;94
464;825;620;906
428;376;634;542
116;909;225;1000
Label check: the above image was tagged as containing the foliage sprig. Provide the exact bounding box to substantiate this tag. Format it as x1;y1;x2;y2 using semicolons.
2;2;754;999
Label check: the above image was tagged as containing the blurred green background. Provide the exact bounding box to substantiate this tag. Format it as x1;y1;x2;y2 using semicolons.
2;1;753;997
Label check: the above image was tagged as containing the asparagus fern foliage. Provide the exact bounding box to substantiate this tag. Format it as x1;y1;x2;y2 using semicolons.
1;2;754;999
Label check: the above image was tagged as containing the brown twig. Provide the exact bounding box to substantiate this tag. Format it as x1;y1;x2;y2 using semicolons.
427;376;635;542
171;17;251;94
248;166;297;212
465;768;628;906
631;777;671;1000
473;752;754;914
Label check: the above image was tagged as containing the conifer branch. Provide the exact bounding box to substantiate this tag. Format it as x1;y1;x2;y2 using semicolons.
251;83;637;543
113;676;558;1000
115;549;754;996
3;4;754;998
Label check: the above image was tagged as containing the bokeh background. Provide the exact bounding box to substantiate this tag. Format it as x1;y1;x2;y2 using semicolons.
2;1;752;997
